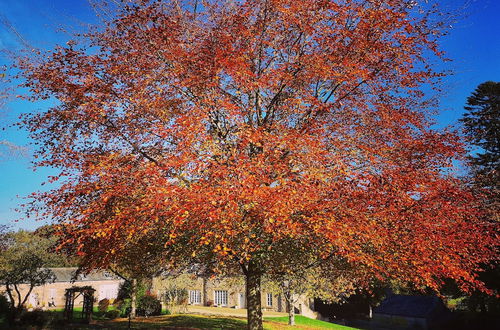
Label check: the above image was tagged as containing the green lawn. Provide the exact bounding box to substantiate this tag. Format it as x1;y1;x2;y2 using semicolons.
45;306;118;320
265;315;357;329
2;310;358;329
101;314;247;329
98;314;358;329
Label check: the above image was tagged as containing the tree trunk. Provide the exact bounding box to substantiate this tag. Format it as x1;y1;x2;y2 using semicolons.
5;283;15;309
130;278;137;318
282;282;295;326
246;261;263;330
202;276;208;306
14;283;22;309
3;284;15;326
20;285;35;310
287;299;295;326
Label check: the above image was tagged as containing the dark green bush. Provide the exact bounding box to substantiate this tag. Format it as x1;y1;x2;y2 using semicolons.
116;280;147;301
19;309;49;327
115;298;132;317
105;309;121;319
162;308;171;315
0;295;10;316
98;298;110;313
116;282;131;302
48;314;67;328
0;295;13;326
137;294;162;317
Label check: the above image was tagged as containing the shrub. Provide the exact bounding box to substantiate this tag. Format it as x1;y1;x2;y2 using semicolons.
162;308;171;315
163;288;188;305
137;294;162;317
105;309;121;319
116;282;131;301
112;298;122;307
116;280;148;302
19;309;49;327
0;295;13;325
206;300;214;307
0;295;10;316
98;298;110;313
115;298;131;317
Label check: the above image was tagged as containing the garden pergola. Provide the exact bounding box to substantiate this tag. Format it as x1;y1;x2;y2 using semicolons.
63;286;95;322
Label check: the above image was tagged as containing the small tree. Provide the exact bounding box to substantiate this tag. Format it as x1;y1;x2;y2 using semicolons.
0;230;57;315
264;242;360;325
156;273;196;313
137;294;162;317
0;252;55;313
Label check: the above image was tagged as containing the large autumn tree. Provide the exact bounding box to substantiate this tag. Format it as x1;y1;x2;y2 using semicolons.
18;1;497;328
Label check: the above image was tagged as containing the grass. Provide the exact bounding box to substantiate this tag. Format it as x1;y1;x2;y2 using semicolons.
101;314;247;329
265;315;356;329
97;314;359;329
1;309;358;329
45;306;118;320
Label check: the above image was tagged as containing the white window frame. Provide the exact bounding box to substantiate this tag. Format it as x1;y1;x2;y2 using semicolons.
214;290;228;306
239;293;245;308
267;293;273;307
99;284;119;300
189;290;201;305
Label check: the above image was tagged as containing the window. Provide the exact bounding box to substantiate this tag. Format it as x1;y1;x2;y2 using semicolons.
189;290;201;304
99;284;119;300
214;290;228;306
239;293;245;308
267;293;273;307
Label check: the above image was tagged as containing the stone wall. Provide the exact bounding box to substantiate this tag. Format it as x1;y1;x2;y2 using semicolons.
1;279;123;309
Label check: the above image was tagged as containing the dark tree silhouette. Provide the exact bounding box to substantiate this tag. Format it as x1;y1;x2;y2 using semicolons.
459;81;500;315
461;81;500;199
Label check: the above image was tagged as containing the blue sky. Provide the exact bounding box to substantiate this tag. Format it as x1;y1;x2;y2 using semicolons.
0;0;499;230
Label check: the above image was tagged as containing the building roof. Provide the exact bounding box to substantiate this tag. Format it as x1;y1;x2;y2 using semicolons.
49;268;120;283
373;294;445;318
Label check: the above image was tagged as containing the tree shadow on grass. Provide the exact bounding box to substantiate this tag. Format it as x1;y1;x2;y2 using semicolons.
104;314;247;329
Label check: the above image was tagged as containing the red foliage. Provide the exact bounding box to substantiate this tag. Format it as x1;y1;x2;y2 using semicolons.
18;0;496;299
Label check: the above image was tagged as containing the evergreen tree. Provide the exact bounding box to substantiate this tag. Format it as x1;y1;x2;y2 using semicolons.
459;82;500;314
461;81;500;200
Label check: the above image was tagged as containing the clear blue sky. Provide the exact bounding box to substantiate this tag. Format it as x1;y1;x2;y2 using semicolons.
0;0;499;230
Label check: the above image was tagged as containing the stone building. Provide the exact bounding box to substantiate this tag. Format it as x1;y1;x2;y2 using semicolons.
0;267;123;309
152;273;318;318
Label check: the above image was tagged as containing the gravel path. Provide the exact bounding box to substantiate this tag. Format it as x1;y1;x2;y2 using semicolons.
185;305;287;318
